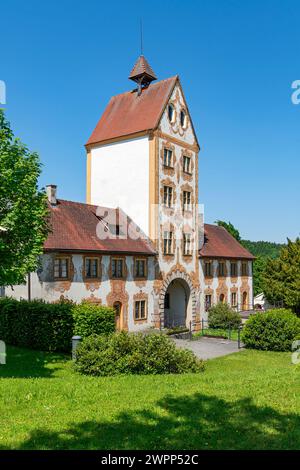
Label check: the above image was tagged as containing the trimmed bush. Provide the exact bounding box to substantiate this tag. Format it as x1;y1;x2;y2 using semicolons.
0;298;115;352
74;331;205;376
0;298;74;352
73;302;115;337
242;309;300;352
208;302;242;329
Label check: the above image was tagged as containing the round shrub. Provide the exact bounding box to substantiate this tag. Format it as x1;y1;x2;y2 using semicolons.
208;302;242;329
74;331;205;376
72;302;115;337
242;309;300;352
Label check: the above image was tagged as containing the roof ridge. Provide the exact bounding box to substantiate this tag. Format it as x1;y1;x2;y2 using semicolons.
109;75;178;100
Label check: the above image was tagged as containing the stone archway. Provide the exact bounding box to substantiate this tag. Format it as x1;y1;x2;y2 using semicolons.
159;270;197;329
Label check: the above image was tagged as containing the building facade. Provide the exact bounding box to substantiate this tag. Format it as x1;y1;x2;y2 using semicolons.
4;56;254;331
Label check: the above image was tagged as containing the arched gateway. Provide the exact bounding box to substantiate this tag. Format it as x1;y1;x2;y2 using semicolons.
159;270;198;329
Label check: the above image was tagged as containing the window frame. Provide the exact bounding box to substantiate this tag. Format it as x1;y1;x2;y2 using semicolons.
204;261;212;277
111;257;125;279
183;155;191;174
167;103;175;124
230;262;237;277
163;147;174;168
205;294;212;311
183;232;192;256
241;262;248;276
163;231;174;256
218;261;226;277
54;256;70;280
163;185;173;208
231;292;237;308
134;258;147;279
84;256;100;280
182;190;192;212
180;108;187;129
134;299;147;321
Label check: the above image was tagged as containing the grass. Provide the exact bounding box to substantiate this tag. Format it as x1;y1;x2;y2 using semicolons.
194;327;239;341
0;345;299;450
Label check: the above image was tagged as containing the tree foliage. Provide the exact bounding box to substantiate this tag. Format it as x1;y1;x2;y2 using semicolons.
262;238;300;313
215;220;241;241
0;110;49;286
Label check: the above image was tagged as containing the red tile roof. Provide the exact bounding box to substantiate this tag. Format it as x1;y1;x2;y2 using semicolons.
200;224;255;259
44;200;156;255
129;55;157;82
86;76;177;146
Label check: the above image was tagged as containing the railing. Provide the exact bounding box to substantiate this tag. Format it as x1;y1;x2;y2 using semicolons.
199;319;244;349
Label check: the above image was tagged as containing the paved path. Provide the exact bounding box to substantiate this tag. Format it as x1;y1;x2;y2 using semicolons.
174;336;243;360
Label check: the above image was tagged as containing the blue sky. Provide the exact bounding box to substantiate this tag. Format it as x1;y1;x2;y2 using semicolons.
1;0;299;243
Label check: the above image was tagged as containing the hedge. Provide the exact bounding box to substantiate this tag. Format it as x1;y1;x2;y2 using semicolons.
242;309;300;352
74;331;205;376
0;298;115;352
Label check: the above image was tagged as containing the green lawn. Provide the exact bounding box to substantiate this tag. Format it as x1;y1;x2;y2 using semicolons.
0;346;299;450
194;327;239;341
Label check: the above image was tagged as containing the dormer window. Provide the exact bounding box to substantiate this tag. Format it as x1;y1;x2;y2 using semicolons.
180;109;187;128
168;104;175;123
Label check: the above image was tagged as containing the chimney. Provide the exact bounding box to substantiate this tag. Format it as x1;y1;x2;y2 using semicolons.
46;184;57;205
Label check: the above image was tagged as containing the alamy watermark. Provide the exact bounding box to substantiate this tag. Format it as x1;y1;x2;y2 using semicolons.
0;80;6;105
291;80;300;105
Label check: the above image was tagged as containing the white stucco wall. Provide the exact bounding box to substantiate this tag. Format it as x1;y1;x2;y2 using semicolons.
90;136;150;235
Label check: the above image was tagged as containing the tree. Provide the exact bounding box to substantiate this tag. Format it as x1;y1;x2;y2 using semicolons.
262;238;300;313
0;110;49;286
215;220;241;241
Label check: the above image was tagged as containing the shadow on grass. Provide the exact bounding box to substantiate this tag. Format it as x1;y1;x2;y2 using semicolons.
4;393;300;450
0;346;68;378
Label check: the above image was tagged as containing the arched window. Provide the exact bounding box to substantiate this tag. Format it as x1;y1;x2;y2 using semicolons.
113;301;122;330
219;293;225;303
168;103;175;123
180;109;187;128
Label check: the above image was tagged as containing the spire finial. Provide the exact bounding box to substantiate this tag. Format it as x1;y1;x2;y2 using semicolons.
140;18;143;56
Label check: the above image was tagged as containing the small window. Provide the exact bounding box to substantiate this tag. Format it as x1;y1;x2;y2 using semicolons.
219;293;225;303
163;231;173;255
218;262;225;277
230;262;237;277
205;294;212;311
134;300;147;320
183;155;191;174
163;148;173;168
180;109;187;128
164;293;170;309
54;257;69;279
135;259;146;278
168;103;175;123
163;186;173;208
183;233;192;255
231;292;237;307
111;258;124;278
204;261;212;277
85;258;99;279
183;191;192;212
241;262;248;276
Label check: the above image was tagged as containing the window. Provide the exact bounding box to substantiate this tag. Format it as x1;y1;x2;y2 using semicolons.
54;257;69;279
180;109;187;128
111;258;124;278
205;294;212;311
135;259;146;278
183;155;191;174
219;293;225;303
164;293;170;309
163;148;173;167
134;300;147;320
241;262;248;276
230;262;237;277
163;231;173;255
163;186;173;208
85;257;99;279
183;191;191;212
168;103;175;123
218;261;225;277
204;261;212;277
183;233;192;255
231;292;237;307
